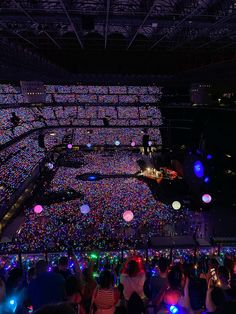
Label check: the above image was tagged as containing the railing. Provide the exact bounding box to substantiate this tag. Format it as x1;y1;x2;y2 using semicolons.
0;244;236;269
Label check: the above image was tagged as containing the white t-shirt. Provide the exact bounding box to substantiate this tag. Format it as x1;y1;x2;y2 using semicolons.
120;272;146;301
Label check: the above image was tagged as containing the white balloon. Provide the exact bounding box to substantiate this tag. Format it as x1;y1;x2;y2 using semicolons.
172;201;181;210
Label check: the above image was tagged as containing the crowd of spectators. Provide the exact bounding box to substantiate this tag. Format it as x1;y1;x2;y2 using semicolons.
42;126;162;151
0;136;45;207
0;105;162;146
0;252;236;313
0;84;162;105
13;151;189;252
72;128;162;147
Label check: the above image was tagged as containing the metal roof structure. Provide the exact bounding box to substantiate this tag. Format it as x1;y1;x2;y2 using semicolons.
0;0;236;82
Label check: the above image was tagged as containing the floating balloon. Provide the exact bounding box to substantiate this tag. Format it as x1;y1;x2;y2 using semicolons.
115;140;120;146
131;141;136;147
80;204;90;214
202;194;212;204
67;144;73;149
172;201;181;210
123;210;134;222
34;205;43;214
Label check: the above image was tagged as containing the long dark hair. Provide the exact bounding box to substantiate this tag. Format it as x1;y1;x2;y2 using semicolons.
127;260;139;277
99;270;114;289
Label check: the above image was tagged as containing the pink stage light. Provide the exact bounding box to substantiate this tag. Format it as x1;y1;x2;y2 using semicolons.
131;141;136;147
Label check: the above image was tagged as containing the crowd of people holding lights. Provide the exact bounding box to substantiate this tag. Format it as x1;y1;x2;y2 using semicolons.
1;250;236;313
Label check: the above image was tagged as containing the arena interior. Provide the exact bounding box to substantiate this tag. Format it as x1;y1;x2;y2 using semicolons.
0;1;236;313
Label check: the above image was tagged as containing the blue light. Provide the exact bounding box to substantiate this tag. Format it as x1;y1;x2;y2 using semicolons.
170;305;178;314
204;177;209;183
207;154;212;160
194;160;204;178
8;298;17;313
87;143;92;148
88;175;97;181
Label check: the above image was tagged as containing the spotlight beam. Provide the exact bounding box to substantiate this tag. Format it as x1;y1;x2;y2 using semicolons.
59;0;84;49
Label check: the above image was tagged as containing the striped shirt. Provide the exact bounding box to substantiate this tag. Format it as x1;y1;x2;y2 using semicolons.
94;288;117;314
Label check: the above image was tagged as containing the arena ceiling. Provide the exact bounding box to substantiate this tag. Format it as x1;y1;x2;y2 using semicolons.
0;0;236;82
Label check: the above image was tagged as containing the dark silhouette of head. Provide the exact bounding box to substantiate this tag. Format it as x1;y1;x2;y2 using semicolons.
99;270;114;289
158;257;169;273
168;267;183;290
36;260;48;275
127;260;139;277
58;256;69;271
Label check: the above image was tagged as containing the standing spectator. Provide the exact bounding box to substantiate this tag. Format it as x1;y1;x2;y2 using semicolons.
80;265;97;314
142;130;149;155
91;270;119;314
55;256;71;281
5;267;27;314
6;268;23;297
66;276;85;314
120;260;146;302
28;260;65;311
206;282;226;313
162;267;192;313
10;112;20;134
150;257;169;304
